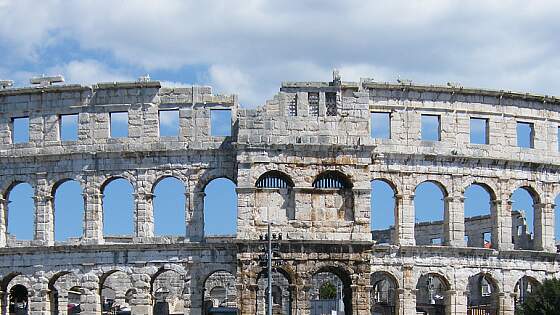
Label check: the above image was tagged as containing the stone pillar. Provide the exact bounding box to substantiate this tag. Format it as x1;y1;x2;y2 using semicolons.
396;194;415;246
57;292;69;315
534;202;556;252
0;195;7;247
444;195;466;247
188;188;204;242
399;265;416;314
0;290;6;315
453;290;468;315
33;174;54;246
81;274;101;315
29;278;50;315
134;191;154;239
129;289;152;315
494;199;513;251
83;174;103;244
498;292;515;315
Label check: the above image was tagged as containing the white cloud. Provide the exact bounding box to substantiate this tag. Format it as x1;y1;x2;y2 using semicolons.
47;60;133;85
2;1;560;106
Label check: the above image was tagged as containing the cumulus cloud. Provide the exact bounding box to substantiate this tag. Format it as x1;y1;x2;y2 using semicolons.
47;60;134;85
1;0;560;106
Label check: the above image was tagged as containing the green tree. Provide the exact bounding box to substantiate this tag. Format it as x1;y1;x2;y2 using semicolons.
516;278;560;315
319;281;337;299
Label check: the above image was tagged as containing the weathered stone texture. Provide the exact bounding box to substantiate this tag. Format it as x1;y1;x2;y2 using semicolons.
0;77;557;314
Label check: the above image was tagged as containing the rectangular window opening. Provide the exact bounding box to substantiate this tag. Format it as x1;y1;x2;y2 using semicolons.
60;114;78;141
158;110;180;137
371;112;391;139
308;92;319;117
421;114;441;141
483;232;492;247
211;109;232;137
431;238;442;245
516;121;534;148
470;117;489;144
12;117;29;144
109;112;129;138
325;92;337;116
287;94;297;117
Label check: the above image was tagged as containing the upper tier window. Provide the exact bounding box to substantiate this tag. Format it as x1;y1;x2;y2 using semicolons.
159;110;180;137
308;92;319;117
12;117;29;144
470;117;488;145
371;112;391;139
60;114;78;141
421;114;440;141
110;112;128;138
313;171;351;189
211;109;231;137
256;171;294;188
516;121;534;148
326;92;337;116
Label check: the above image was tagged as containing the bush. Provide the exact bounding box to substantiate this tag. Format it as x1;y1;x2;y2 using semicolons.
516;278;560;315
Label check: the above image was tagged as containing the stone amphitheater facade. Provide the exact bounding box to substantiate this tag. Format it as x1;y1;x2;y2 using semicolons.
0;74;558;315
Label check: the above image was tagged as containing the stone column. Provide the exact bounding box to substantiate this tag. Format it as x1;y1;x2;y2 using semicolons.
498;292;515;315
444;195;466;247
396;194;415;246
399;265;416;314
0;195;7;247
534;202;556;252
452;290;468;315
188;187;205;242
0;290;6;315
29;278;50;315
494;199;513;251
80;273;101;315
129;289;152;315
134;191;154;239
57;292;69;315
33;174;54;246
82;173;103;244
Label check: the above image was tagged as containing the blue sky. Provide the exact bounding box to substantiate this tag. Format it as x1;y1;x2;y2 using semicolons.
2;1;560;243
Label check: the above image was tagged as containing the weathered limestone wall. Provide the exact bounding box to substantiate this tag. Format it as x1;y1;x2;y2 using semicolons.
0;77;558;315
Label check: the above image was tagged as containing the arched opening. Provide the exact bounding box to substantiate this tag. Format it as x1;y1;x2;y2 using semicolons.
151;269;185;315
371;272;397;315
255;171;295;222
102;178;134;240
312;171;354;223
309;268;352;315
6;182;34;242
204;178;237;236
203;271;237;314
514;276;540;310
153;177;186;236
416;273;449;315
48;272;81;315
464;183;494;248
9;284;29;315
256;268;292;315
511;187;537;250
100;271;133;315
53;180;84;242
371;180;396;244
467;273;499;315
415;181;447;246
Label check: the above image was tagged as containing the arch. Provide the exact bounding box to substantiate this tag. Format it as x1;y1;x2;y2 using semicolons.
313;170;352;189
464;183;495;248
6;182;35;241
48;271;81;315
9;284;29;315
467;273;499;314
371;271;398;315
2;274;33;315
204;177;237;236
255;267;293;315
415;273;450;315
101;177;134;238
514;276;540;308
203;270;237;312
309;265;352;315
256;170;294;188
52;179;84;241
371;179;397;244
99;270;133;314
511;186;538;250
414;181;448;246
151;269;186;315
152;176;186;236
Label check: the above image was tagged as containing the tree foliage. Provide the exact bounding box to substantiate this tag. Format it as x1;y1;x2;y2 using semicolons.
319;281;337;299
516;278;560;315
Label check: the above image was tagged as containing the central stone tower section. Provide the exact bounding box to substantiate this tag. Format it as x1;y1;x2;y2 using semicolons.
236;76;373;241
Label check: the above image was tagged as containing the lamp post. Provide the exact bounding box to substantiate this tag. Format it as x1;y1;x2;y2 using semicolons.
267;220;272;315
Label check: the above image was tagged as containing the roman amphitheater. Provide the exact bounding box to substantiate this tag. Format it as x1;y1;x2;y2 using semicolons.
0;73;558;315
